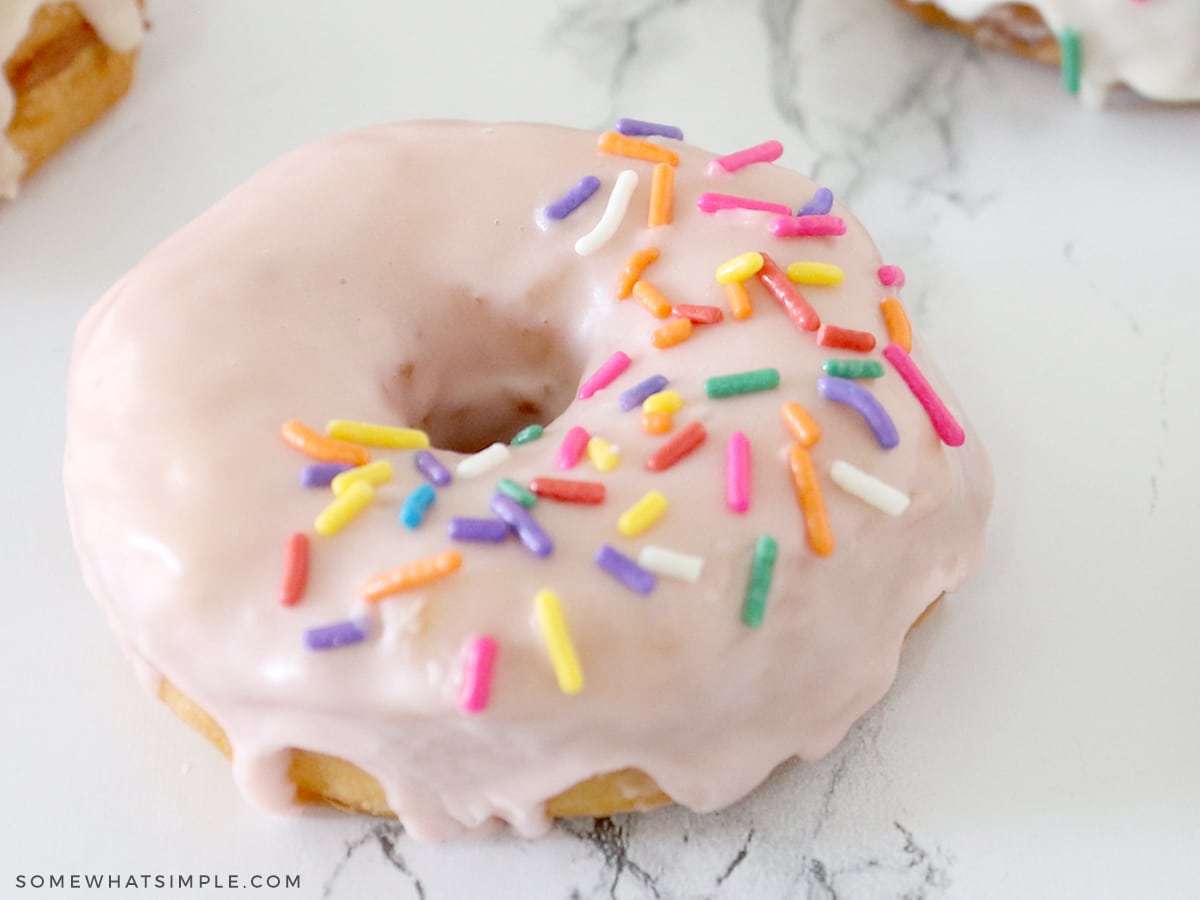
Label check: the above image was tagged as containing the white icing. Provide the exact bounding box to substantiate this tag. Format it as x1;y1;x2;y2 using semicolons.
917;0;1200;102
1;0;143;198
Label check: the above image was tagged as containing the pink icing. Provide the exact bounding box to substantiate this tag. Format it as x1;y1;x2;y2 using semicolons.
64;121;993;840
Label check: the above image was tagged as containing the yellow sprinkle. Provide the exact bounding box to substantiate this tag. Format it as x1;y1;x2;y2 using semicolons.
642;389;683;414
715;251;764;284
618;490;669;538
535;589;584;695
586;436;620;472
331;460;393;496
326;420;430;449
785;261;844;286
314;481;374;536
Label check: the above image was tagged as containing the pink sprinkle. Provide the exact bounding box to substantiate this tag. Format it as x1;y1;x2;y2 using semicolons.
726;432;751;514
556;426;591;470
459;635;498;715
707;140;784;175
878;265;906;288
696;193;792;217
578;351;632;399
769;215;847;238
882;343;966;447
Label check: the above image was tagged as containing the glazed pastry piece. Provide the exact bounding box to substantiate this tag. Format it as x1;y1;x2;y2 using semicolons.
1;1;144;199
65;121;993;840
892;0;1200;105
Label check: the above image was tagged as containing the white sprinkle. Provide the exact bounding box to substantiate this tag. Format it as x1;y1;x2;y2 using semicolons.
637;545;705;583
456;442;511;478
574;170;639;256
829;460;910;516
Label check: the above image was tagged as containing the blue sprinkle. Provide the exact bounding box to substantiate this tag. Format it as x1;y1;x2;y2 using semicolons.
615;118;684;141
400;483;437;529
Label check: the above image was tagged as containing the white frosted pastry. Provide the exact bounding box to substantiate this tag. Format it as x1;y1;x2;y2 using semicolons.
65;121;993;840
1;0;143;198
896;0;1200;104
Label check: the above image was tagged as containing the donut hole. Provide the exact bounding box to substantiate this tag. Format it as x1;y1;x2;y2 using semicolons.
384;303;587;455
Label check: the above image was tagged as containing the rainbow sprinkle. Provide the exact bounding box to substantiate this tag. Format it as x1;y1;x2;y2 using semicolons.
637;546;705;583
797;187;833;216
304;619;368;651
543;175;602;221
399;483;437;529
490;493;554;558
617;490;669;538
741;536;778;627
707;139;783;174
575;170;639;257
817;376;899;450
361;550;463;603
595;544;656;594
578;350;632;400
458;635;498;714
882;343;966;447
615;118;683;140
314;480;374;536
1060;28;1082;95
726;432;751;514
277;532;309;607
535;589;584;695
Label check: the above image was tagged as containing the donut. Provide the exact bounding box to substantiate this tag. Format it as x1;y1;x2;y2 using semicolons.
891;0;1200;104
1;0;144;200
65;120;993;840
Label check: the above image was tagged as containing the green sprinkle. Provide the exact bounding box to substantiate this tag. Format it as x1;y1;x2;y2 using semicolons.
1060;28;1081;96
741;536;778;628
497;477;537;509
821;359;884;379
511;424;544;445
705;368;781;399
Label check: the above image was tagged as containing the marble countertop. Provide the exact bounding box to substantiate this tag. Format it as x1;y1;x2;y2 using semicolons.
3;0;1198;897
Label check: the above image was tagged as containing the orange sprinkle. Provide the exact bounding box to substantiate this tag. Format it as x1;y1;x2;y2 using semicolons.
642;409;673;435
787;444;834;557
651;317;693;349
597;131;680;167
724;280;752;320
647;162;674;227
880;296;912;353
280;420;370;466
616;247;660;300
781;402;821;447
361;550;463;603
632;280;673;319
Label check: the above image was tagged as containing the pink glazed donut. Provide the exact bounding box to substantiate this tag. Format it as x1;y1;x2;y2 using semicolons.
65;121;993;840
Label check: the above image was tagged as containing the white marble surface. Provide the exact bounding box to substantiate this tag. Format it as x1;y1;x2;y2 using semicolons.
2;1;1199;897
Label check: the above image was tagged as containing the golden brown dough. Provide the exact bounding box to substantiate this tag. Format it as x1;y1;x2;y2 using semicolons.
156;595;943;821
891;1;1062;66
3;2;138;185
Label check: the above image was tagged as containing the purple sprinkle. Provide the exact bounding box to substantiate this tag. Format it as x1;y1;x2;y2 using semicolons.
448;516;511;543
490;493;554;558
414;450;452;487
618;374;670;412
615;118;684;141
299;462;353;488
543;175;602;221
595;544;656;595
797;187;834;216
304;619;368;651
817;376;899;449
